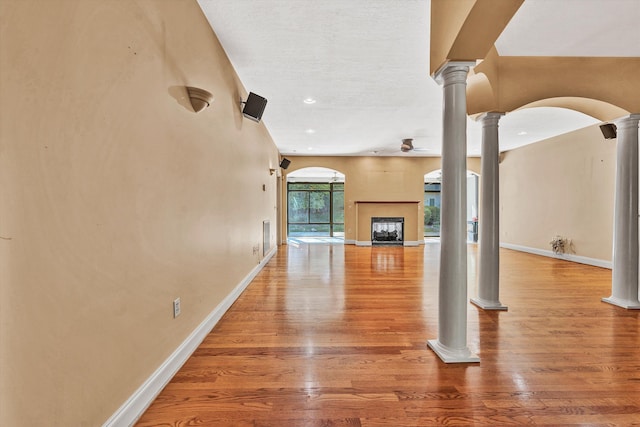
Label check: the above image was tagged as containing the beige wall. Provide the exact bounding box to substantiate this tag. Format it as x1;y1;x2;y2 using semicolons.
356;202;421;243
281;156;481;243
500;124;615;262
283;128;615;264
0;0;279;425
1;2;616;424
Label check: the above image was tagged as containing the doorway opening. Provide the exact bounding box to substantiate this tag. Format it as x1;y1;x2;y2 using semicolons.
286;167;345;239
424;170;478;241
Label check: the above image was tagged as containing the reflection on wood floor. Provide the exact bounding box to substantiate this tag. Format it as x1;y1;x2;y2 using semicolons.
136;243;640;426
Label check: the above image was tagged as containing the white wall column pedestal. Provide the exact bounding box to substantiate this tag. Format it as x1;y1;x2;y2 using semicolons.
603;114;640;309
427;62;479;363
471;112;507;311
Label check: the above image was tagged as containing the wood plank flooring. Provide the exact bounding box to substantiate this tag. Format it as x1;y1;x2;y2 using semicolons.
136;242;640;426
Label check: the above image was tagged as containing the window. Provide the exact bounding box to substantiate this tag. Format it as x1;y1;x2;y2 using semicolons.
424;182;441;237
287;182;344;237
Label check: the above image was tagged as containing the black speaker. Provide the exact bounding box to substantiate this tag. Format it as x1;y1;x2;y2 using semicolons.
279;158;291;169
600;123;617;139
242;92;267;122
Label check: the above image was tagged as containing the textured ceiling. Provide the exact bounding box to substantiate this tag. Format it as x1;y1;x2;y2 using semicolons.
198;0;637;158
495;0;640;57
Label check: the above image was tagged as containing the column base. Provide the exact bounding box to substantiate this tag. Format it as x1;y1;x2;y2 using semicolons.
470;297;508;311
427;339;479;363
602;296;640;310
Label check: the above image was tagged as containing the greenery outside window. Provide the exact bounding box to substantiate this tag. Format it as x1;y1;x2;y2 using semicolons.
288;182;344;237
424;182;441;237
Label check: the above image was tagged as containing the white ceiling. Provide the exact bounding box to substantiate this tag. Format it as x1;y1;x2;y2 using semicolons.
495;0;640;57
197;0;638;158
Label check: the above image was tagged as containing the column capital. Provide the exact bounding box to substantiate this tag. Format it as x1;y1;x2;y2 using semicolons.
477;112;505;127
433;61;477;85
614;113;640;130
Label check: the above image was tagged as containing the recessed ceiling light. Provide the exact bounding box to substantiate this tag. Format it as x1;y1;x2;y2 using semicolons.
517;131;527;136
308;147;313;151
303;98;316;104
305;129;315;134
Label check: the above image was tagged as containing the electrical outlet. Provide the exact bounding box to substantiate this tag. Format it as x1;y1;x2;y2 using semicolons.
173;297;181;318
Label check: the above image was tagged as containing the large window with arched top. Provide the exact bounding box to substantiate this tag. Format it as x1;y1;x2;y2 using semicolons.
287;182;344;237
286;167;345;238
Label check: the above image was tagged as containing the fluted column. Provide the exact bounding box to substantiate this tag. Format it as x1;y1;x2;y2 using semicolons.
427;62;479;363
603;114;640;309
471;112;507;311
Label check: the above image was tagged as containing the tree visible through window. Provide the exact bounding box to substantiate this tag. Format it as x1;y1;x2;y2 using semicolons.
424;182;441;237
287;182;344;237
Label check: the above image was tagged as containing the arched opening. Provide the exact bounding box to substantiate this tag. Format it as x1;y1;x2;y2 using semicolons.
286;167;345;240
424;170;479;241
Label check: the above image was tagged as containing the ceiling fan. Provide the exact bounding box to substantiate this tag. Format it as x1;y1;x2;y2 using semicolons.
400;138;432;153
401;138;414;152
371;138;432;156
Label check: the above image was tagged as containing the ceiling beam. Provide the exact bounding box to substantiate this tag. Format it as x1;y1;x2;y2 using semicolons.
430;0;524;76
470;56;640;120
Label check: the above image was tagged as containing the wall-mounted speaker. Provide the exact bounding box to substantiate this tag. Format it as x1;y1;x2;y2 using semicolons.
279;158;291;169
242;92;267;122
600;123;617;139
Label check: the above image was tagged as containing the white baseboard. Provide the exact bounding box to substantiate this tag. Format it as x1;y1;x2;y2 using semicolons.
103;246;278;427
500;242;611;269
355;240;421;247
343;239;356;245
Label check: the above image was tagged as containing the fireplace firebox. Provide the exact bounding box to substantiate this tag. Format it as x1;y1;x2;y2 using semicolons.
371;217;404;246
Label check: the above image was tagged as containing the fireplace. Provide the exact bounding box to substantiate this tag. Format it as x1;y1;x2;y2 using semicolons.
371;217;404;246
355;201;419;246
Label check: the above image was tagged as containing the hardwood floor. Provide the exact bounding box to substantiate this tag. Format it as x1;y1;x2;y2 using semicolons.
136;242;640;426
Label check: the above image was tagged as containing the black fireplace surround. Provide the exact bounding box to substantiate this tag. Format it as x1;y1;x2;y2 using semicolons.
371;217;404;246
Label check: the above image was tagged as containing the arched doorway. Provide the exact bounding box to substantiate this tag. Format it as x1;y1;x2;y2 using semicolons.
286;167;345;238
424;170;478;241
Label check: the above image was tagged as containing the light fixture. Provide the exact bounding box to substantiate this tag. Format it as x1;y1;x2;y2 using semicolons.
303;98;316;104
186;87;214;113
600;123;617;139
305;129;315;134
517;131;527;136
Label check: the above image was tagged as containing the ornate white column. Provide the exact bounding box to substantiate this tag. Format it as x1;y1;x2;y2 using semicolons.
603;114;640;309
471;112;507;311
428;62;479;363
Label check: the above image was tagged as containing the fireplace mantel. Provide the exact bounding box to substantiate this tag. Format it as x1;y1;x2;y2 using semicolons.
354;201;421;246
